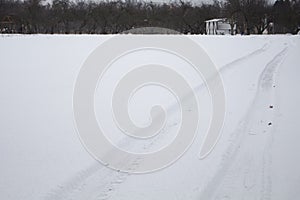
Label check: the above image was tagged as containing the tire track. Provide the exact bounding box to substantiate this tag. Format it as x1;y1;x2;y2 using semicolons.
43;41;270;200
199;45;289;200
44;122;177;200
219;42;270;74
168;42;270;117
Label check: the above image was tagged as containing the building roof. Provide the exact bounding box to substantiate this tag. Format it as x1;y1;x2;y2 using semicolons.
205;18;227;23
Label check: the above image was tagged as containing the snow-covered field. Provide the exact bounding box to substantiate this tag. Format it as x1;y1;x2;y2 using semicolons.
0;34;299;200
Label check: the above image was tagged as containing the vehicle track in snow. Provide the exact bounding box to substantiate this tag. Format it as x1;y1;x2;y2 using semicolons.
43;41;271;200
43;122;179;200
167;42;270;118
219;42;270;74
199;43;289;200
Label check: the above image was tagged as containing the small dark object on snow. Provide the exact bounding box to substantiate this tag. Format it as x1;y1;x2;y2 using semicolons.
268;122;272;126
269;105;273;109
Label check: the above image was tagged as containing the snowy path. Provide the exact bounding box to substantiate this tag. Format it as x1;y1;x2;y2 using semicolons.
44;37;294;200
0;35;299;200
200;45;289;200
43;38;272;200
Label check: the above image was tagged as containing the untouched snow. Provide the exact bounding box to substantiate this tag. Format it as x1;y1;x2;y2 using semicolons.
0;34;299;200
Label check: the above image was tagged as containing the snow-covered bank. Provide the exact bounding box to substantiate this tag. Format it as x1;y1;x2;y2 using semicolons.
0;35;299;200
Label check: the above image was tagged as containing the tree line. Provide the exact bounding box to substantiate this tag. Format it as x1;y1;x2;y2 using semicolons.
0;0;299;34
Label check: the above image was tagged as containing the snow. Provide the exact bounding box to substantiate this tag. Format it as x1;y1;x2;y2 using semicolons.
0;34;299;200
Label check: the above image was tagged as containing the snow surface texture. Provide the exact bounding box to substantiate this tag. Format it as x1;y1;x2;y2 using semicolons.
0;35;299;200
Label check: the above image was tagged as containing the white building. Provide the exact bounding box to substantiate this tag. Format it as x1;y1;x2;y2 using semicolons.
205;18;236;35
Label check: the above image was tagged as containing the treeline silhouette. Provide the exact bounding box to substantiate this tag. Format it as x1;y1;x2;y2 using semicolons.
0;0;299;34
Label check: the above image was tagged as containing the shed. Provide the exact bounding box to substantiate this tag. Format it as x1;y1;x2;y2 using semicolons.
205;18;236;35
